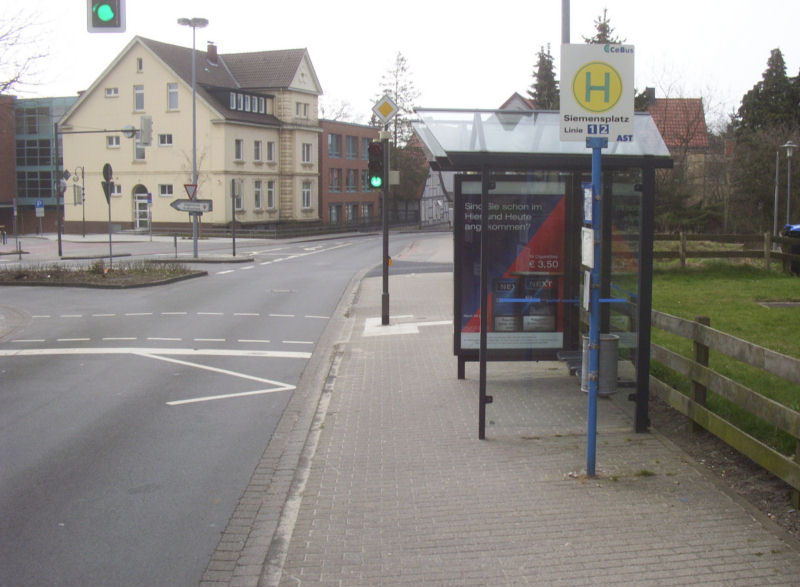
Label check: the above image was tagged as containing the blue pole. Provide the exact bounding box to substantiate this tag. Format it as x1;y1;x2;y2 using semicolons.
586;136;607;476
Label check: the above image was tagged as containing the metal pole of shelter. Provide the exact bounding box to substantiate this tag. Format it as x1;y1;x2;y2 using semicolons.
478;165;492;439
586;136;607;476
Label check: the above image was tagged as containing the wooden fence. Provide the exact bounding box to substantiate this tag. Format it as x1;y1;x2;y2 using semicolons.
649;310;800;506
648;232;800;273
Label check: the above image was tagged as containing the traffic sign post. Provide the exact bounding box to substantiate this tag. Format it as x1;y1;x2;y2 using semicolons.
560;43;634;477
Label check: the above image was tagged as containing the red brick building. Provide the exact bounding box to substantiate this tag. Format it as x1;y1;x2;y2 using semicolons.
0;95;15;233
318;120;379;226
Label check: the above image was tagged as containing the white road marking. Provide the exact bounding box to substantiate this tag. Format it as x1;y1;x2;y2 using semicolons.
148;337;181;342
161;312;187;315
269;313;294;318
362;315;452;337
32;315;50;318
282;340;313;345
197;312;224;316
125;312;152;316
234;312;260;317
238;339;271;343
60;314;83;318
217;270;235;275
103;337;137;341
304;315;329;320
240;266;254;271
11;339;45;343
92;313;116;317
194;338;225;342
57;338;90;342
0;347;311;359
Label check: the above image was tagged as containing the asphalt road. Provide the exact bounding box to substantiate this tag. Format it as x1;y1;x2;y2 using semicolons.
0;232;433;587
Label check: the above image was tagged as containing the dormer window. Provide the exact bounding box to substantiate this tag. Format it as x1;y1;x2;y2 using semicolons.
227;91;271;117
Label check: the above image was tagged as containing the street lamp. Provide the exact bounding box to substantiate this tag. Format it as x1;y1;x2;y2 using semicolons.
177;16;208;258
782;140;797;225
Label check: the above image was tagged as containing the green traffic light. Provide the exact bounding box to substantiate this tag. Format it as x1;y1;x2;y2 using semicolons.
370;176;383;189
95;3;115;22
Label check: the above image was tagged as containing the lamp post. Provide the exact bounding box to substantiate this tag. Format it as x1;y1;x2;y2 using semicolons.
177;16;208;258
782;140;797;225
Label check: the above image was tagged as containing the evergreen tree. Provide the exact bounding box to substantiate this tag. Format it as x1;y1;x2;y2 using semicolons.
733;49;799;136
527;45;559;110
582;8;625;44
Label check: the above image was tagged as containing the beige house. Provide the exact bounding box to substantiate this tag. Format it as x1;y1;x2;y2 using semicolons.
59;36;322;232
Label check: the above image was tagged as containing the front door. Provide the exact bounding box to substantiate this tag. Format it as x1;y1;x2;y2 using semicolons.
134;193;149;230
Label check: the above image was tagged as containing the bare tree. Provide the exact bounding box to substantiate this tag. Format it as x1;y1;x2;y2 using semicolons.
371;51;420;147
319;97;355;122
0;9;50;94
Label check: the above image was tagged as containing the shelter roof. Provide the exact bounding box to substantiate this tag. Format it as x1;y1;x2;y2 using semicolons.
413;109;672;171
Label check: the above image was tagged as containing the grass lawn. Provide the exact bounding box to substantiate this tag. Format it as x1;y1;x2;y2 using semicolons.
650;261;800;454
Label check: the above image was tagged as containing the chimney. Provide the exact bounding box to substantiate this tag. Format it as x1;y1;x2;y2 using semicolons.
207;42;218;66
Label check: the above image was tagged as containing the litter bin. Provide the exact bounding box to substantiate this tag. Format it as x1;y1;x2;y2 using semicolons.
581;334;619;397
783;223;800;275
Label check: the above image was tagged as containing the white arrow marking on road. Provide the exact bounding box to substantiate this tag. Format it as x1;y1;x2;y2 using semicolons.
0;347;306;405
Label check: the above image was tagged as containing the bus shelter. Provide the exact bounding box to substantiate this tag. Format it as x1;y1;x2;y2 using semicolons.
412;109;673;434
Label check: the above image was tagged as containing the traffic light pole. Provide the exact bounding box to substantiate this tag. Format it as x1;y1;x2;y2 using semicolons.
381;132;390;325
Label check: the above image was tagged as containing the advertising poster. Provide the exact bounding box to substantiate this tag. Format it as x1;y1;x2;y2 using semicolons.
456;189;566;352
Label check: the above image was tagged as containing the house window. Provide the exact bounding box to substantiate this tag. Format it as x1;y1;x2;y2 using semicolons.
234;139;244;161
244;95;251;112
266;141;275;162
361;202;373;223
133;85;144;111
106;135;120;148
231;179;243;210
361;169;370;191
136;57;143;72
254;180;262;209
258;97;265;114
111;183;122;197
167;83;179;110
158;133;173;146
254;140;262;162
302;143;312;163
362;138;370;160
346;169;357;192
346;136;358;159
295;102;308;118
237;94;243;110
302;181;312;209
329;168;342;192
230;93;236;109
159;184;174;197
266;180;275;208
330;204;340;225
134;143;146;160
328;134;341;158
346;203;358;224
105;87;119;98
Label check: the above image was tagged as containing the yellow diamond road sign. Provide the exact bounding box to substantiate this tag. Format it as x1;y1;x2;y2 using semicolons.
373;94;398;125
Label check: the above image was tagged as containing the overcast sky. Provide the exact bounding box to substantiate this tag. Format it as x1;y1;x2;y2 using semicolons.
5;0;800;129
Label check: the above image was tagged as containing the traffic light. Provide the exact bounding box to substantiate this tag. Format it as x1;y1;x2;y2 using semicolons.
87;0;126;33
368;141;384;189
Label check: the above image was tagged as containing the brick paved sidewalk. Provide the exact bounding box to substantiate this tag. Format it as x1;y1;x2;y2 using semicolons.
278;271;800;587
202;268;800;587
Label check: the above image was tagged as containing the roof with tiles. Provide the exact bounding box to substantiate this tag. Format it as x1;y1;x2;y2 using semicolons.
647;98;709;151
